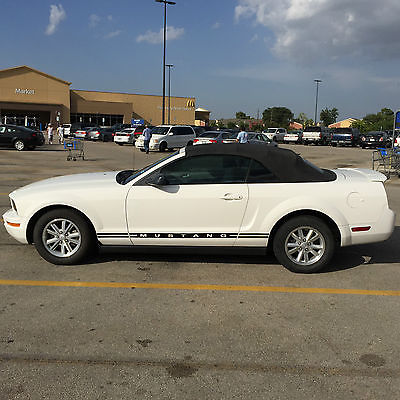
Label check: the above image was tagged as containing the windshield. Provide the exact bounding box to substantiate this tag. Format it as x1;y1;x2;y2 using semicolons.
266;128;277;133
118;152;179;185
151;126;170;135
199;132;220;138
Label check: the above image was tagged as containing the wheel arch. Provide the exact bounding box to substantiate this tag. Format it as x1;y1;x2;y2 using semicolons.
267;209;341;251
26;205;96;244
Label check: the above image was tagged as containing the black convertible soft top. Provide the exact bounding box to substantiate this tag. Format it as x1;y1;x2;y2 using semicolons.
185;143;336;182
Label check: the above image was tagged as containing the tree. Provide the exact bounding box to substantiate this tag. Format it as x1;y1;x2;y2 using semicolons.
295;112;314;129
227;121;237;129
236;111;249;119
351;108;394;132
319;107;338;126
262;107;294;129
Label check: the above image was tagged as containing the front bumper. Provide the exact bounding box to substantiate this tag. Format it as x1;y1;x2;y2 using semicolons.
2;209;28;244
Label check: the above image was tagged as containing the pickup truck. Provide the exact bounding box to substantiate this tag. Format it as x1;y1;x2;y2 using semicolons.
263;128;287;142
331;127;360;147
302;126;331;145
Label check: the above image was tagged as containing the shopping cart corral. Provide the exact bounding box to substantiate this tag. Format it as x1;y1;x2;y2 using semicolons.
64;139;85;161
372;148;400;177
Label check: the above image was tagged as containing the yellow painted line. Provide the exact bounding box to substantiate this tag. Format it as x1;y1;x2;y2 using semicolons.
0;193;8;195
0;279;399;296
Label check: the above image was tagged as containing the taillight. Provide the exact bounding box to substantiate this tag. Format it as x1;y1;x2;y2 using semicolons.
193;139;199;143
209;139;217;143
32;133;36;137
379;137;383;142
319;133;322;139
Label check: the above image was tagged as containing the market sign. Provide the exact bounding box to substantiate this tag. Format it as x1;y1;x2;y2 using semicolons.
131;119;144;125
15;88;35;95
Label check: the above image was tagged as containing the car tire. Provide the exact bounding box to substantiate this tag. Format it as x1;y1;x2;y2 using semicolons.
159;142;167;152
14;140;25;151
33;208;96;265
272;215;335;273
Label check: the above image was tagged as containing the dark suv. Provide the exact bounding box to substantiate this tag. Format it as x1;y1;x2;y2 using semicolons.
0;124;44;151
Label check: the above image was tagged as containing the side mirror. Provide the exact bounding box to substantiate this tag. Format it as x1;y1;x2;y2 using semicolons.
147;173;168;187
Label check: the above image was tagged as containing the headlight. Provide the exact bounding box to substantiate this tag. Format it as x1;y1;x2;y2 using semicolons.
153;139;159;144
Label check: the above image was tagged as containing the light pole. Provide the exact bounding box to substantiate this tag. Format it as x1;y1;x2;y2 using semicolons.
166;64;174;124
314;79;322;125
155;0;176;125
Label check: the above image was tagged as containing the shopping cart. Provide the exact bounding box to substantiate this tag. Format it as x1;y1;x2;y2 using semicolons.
64;139;85;161
372;148;400;177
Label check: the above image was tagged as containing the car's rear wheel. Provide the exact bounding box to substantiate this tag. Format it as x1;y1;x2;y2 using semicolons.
33;208;96;265
14;140;25;151
273;216;335;273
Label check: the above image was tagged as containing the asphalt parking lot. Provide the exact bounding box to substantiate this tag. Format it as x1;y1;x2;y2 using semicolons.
1;141;400;399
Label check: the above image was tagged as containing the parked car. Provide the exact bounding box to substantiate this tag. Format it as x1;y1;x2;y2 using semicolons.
86;127;114;142
193;131;237;145
302;126;331;145
114;128;137;145
135;125;196;152
360;131;390;149
247;132;277;146
331;127;360;147
263;128;287;142
73;128;91;139
0;124;44;151
284;130;303;144
62;124;72;138
3;144;394;273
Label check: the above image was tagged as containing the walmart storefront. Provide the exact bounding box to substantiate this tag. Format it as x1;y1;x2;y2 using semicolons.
0;66;196;129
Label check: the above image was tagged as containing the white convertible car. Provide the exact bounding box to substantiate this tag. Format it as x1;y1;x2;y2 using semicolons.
2;144;395;273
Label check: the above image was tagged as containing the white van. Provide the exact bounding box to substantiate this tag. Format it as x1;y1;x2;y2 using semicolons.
135;125;196;152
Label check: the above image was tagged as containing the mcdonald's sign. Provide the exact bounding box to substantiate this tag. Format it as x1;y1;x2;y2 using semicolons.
186;99;195;108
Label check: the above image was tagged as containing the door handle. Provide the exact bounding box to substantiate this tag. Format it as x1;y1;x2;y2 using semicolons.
220;193;243;201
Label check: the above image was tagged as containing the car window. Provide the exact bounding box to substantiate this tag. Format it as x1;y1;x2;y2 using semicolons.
6;127;18;134
160;155;251;185
0;126;5;133
247;160;279;183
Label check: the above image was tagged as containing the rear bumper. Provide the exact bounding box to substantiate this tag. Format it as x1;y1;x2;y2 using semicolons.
340;208;395;246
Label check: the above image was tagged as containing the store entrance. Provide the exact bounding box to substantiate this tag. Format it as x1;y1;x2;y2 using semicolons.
1;110;51;130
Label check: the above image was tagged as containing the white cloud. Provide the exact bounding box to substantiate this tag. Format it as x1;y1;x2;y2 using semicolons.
105;30;122;39
136;26;184;44
250;34;259;42
212;22;221;29
235;0;400;62
89;14;101;28
45;4;66;35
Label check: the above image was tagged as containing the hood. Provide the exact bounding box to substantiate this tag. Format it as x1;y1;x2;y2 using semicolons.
11;171;120;196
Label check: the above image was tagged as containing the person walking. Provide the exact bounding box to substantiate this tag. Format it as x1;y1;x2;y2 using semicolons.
236;129;248;143
47;124;54;144
142;125;152;154
57;124;64;144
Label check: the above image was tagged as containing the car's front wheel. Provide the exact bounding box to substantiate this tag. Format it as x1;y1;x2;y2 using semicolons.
273;216;335;273
159;142;167;152
33;208;96;265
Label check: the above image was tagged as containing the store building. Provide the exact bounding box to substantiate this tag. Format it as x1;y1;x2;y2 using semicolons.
0;65;196;129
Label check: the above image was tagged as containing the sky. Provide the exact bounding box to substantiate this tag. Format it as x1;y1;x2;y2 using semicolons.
1;0;400;121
